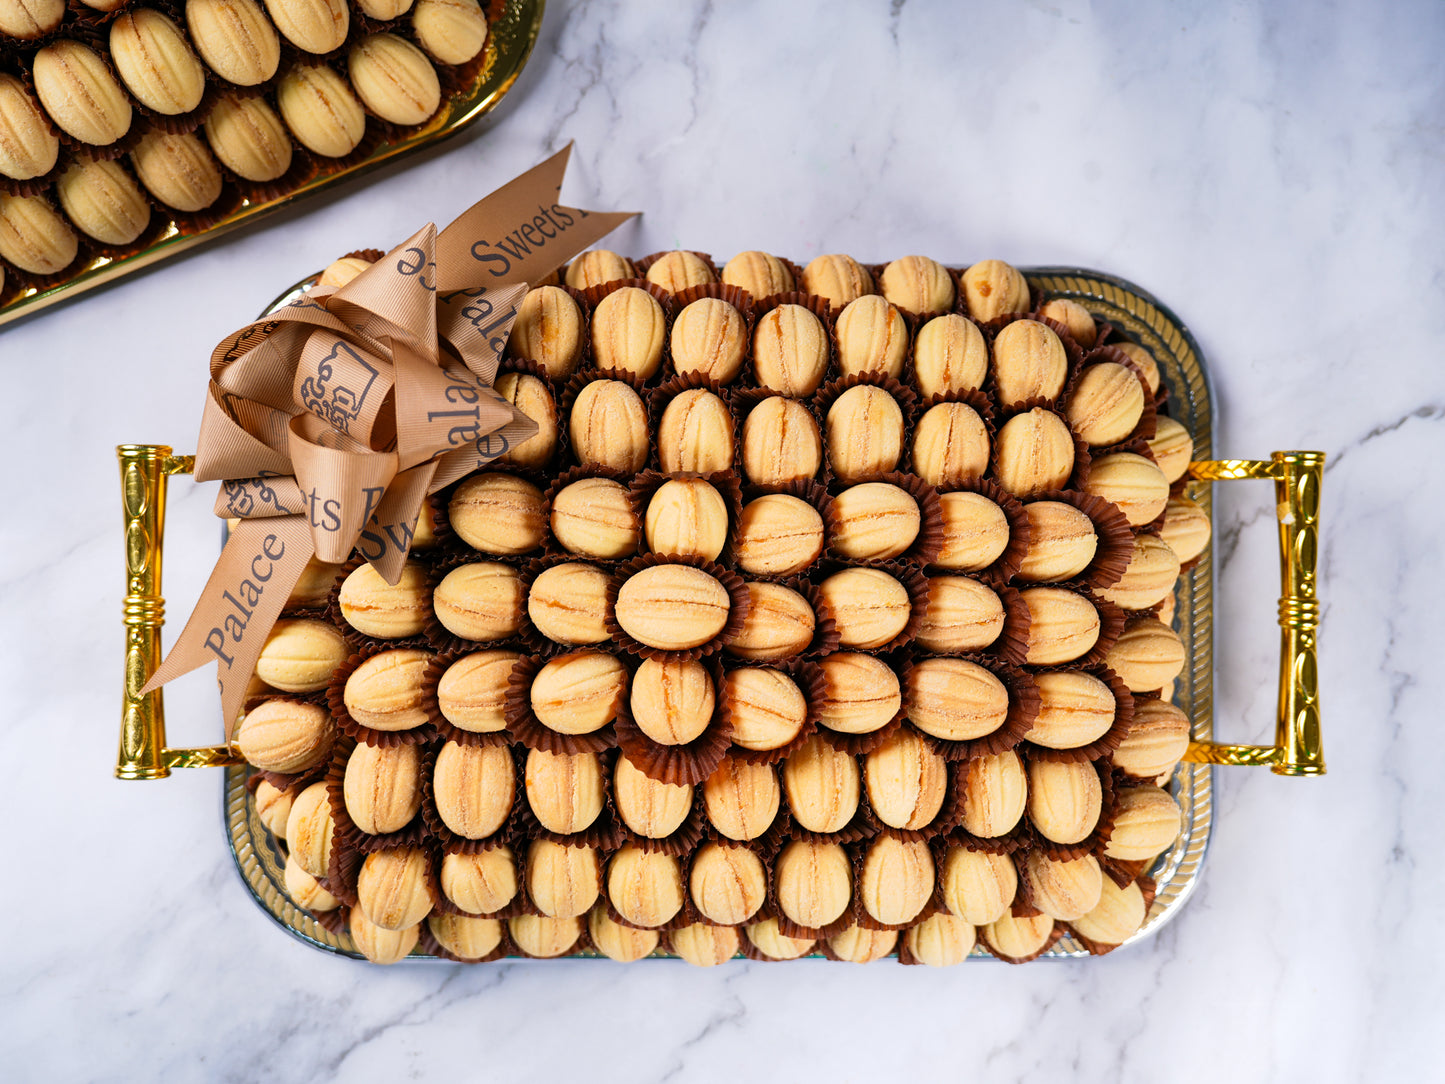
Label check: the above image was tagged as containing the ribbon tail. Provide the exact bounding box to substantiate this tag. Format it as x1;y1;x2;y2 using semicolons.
140;518;315;738
428;407;539;493
358;461;438;585
434;143;639;291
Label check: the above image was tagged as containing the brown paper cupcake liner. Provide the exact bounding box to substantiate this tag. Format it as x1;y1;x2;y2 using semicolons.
815;560;929;657
746;288;835;326
431;833;527;919
850;886;939;934
496;353;572;402
823;470;944;569
612;681;734;787
431;885;528;922
326;552;437;654
421;552;538;656
327;749;433;859
732;478;832;578
603;553;750;664
813;692;906;757
980;583;1032;665
1065;875;1158;956
539;461;641;563
1023;755;1118;861
511;749;624;851
325;648;440;749
643;373;739;474
720;657;821;767
843;833;940;933
635;248;719;285
772;908;857;944
419;747;523;854
909;383;999;470
1086;340;1169;409
813;373;918;488
1016;488;1135;592
419;648;516;749
941;821;1032;857
324;827;362;909
786;785;878;846
988;397;1093;496
703;795;793;860
0;163;59;198
1020;663;1135;765
430;466;551;559
1098;854;1151;890
308;903;350;936
911;574;1029;663
576;274;665;314
1072;587;1127;669
627;466;743;556
417;919;511;963
872;755;964;844
602;865;698;935
739;930;818;962
978;918;1064;964
668;279;756;326
614;784;710;857
899;655;1040;762
502;650;621;756
922;475;1031;589
121;77;216;137
239;696;339;778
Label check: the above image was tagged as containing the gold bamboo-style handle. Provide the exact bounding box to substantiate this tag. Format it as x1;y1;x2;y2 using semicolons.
1182;450;1325;776
116;445;244;780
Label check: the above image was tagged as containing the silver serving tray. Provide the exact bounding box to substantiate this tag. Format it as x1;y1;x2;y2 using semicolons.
221;265;1217;962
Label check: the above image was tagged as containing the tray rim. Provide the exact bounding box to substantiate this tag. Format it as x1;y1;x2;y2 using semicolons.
222;263;1217;963
0;0;546;331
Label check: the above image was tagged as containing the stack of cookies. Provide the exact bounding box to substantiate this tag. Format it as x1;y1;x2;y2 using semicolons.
0;0;494;298
235;250;1209;966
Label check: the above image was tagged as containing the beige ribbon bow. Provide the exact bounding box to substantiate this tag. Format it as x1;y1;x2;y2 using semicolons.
144;146;635;737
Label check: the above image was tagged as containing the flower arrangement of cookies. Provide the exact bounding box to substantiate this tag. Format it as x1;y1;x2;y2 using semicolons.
234;250;1209;965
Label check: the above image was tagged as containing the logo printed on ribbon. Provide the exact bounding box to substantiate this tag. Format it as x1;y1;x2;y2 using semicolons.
298;342;383;435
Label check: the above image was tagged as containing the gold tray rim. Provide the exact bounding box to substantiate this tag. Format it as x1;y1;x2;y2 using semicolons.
223;264;1216;962
0;0;546;331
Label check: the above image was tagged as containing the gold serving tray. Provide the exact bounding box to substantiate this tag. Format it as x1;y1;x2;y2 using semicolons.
116;267;1325;961
0;0;545;330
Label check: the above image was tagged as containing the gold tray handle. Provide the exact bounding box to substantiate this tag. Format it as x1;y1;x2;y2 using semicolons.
117;445;244;780
1182;450;1325;776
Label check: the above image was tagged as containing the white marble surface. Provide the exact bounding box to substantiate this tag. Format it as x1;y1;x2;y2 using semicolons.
1;0;1440;1079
